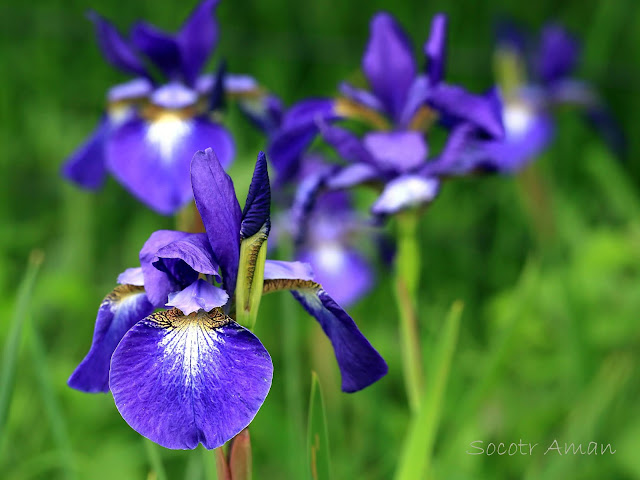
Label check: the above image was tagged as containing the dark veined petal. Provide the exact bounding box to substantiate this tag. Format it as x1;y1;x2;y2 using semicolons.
240;152;271;239
424;13;448;85
298;246;374;307
428;84;505;139
61;116;109;190
177;0;220;85
117;267;145;286
68;285;153;393
262;263;387;392
534;24;579;85
191;148;242;295
362;12;416;121
107;114;234;215
371;175;440;216
131;21;182;80
166;279;229;315
154;232;221;282
140;230;200;308
363;131;428;173
87;11;147;77
110;308;273;450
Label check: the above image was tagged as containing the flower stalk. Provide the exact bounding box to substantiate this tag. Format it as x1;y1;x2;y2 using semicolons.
393;210;424;413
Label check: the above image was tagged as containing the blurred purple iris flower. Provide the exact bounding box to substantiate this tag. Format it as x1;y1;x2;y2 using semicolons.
68;148;387;450
463;22;624;172
240;92;377;306
267;12;503;217
62;0;241;215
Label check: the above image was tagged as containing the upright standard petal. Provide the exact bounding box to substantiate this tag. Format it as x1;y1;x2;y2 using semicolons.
107;112;234;215
154;232;221;281
110;308;273;450
363;131;428;173
117;267;145;286
87;11;147;77
240;152;271;239
425;13;448;85
166;279;229;315
362;12;416;121
534;24;579;85
131;22;182;80
191;148;242;294
68;285;153;393
262;264;387;392
178;0;220;85
61;117;109;190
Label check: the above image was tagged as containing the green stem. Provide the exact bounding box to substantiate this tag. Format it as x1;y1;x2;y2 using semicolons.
393;211;425;413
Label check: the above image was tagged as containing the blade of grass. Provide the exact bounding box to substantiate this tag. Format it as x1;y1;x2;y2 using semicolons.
144;439;167;480
26;317;76;480
0;250;44;453
394;301;463;480
307;372;332;480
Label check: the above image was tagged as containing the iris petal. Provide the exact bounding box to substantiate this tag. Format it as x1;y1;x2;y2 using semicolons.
362;13;416;121
371;175;440;215
61;117;109;190
363;131;428;173
178;0;220;85
166;279;229;315
107;115;234;215
110;308;273;450
240;152;271;239
68;285;153;393
425;14;448;85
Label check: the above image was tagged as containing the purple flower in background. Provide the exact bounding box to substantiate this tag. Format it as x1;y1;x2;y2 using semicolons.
68;148;387;450
62;0;238;215
267;12;503;217
465;22;624;172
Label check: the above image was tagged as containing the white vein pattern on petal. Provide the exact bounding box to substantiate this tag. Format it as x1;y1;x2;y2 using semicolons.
146;115;193;165
158;314;225;387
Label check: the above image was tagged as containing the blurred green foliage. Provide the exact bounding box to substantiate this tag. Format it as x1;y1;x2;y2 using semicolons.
1;0;640;478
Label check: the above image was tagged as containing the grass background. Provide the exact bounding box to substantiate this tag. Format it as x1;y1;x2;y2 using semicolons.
1;0;640;478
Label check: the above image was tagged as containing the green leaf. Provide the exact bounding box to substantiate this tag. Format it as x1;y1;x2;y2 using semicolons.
144;439;167;480
307;372;332;480
0;250;44;440
394;301;463;480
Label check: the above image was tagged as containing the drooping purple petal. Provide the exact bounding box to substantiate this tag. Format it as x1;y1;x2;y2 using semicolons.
371;175;440;216
107;78;153;103
131;21;182;80
362;12;416;121
117;267;145;286
420;122;476;176
191;148;242;295
140;230;199;307
291;288;387;392
264;260;314;281
428;83;505;139
534;24;579;85
110;309;273;450
338;82;385;112
363;131;428;173
177;0;220;85
325;163;381;190
425;13;448;85
154;232;221;282
281;98;337;130
68;285;153;393
298;246;373;306
240;152;271;239
318;122;376;166
87;11;147;77
166;279;229;315
61;117;109;190
107;114;234;215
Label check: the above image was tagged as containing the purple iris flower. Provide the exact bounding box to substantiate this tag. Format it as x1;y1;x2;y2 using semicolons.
268;12;503;217
464;22;624;173
62;0;239;215
68;148;387;450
